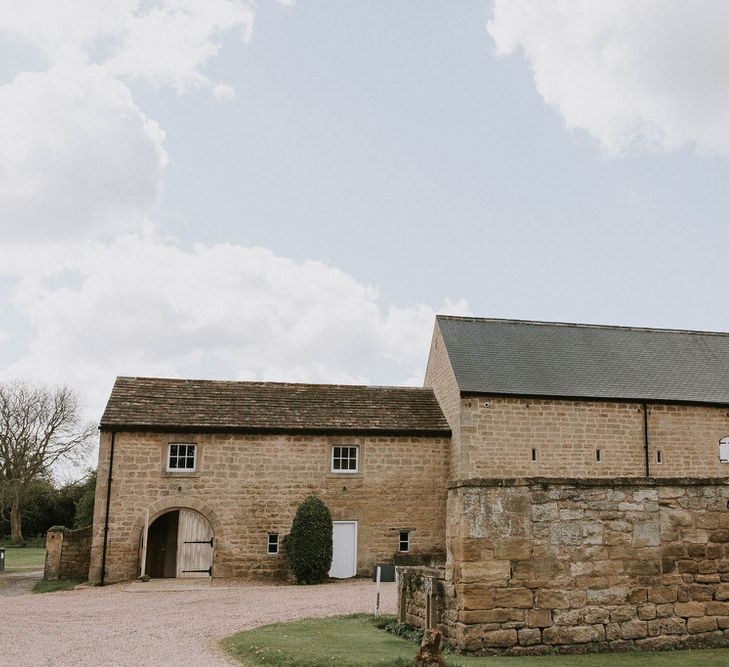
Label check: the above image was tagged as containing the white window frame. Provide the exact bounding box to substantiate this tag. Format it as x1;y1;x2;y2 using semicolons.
331;445;359;473
720;437;729;463
399;530;410;553
267;533;279;555
167;443;197;472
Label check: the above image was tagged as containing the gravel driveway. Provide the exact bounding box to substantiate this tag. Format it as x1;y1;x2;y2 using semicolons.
3;579;396;666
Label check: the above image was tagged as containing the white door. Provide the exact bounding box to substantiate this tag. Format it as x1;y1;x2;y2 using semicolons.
176;509;213;578
330;521;357;578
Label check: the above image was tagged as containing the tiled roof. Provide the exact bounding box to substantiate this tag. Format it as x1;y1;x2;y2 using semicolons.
100;376;450;435
437;315;729;405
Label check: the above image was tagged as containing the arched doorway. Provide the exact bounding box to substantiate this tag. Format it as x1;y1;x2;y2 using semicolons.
144;509;214;578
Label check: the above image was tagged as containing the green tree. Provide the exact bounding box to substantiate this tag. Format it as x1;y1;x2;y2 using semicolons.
73;470;96;528
0;381;94;542
284;495;333;584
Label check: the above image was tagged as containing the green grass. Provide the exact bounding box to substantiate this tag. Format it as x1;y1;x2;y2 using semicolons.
221;614;729;667
31;578;83;593
3;547;45;572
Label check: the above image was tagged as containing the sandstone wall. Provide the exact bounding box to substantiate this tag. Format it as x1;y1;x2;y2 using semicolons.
459;397;729;479
446;478;729;655
89;430;450;584
44;526;92;581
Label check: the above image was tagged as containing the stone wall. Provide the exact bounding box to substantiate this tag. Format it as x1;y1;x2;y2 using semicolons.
457;396;729;480
44;526;92;581
446;477;729;655
424;322;462;479
89;430;450;584
397;566;446;629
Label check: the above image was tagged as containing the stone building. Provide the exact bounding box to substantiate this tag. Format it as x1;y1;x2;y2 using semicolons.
90;315;729;654
88;379;450;584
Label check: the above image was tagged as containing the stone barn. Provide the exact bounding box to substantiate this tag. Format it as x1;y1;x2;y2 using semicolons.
90;315;729;654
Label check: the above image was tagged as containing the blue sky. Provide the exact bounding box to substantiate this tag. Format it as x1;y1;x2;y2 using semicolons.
1;0;729;424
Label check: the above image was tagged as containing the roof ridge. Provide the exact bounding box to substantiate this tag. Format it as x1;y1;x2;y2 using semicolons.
435;315;729;338
114;376;432;392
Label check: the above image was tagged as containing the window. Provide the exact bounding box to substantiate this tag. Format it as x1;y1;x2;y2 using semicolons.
399;531;410;553
656;450;662;464
167;443;196;471
720;438;729;463
595;449;601;463
267;533;279;555
332;446;359;473
531;448;537;462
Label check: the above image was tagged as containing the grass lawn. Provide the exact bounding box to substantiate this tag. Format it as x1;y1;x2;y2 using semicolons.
32;578;83;593
3;547;45;572
221;614;729;667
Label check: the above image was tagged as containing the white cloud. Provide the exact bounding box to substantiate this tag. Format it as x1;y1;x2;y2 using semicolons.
104;0;254;94
0;235;469;419
488;1;729;156
0;65;167;242
0;0;253;97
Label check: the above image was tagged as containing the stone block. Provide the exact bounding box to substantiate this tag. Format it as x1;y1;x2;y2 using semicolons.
674;601;705;618
535;590;569;609
458;608;518;624
460;560;510;584
710;530;729;543
483;629;518;648
457;584;495;610
633;522;660;547
517;627;542;646
647;617;687;635
526;608;552;628
494;538;531;561
706;601;729;616
582;606;610;624
494;588;533;609
637;603;657;620
609;605;637;623
542;624;605;645
620;620;648;639
687;616;718;634
716;583;729;600
627;588;648;604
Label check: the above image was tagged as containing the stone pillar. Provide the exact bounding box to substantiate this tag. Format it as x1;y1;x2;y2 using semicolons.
44;529;64;581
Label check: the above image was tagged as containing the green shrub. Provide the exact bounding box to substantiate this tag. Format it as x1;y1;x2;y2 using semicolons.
284;495;333;584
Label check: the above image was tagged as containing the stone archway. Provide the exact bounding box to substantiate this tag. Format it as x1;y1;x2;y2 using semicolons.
130;496;223;578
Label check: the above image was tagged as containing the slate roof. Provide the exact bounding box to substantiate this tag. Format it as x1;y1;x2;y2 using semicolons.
100;376;450;435
437;315;729;405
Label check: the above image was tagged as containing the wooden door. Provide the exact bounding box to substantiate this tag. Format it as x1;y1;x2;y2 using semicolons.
176;509;213;578
145;511;179;578
329;521;357;578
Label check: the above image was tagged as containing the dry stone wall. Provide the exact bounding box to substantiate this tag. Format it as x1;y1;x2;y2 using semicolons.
446;477;729;655
89;430;450;584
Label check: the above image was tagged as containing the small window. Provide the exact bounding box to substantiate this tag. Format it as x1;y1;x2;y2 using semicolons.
531;448;537;462
167;443;196;471
595;449;601;463
267;533;279;555
399;531;410;553
656;450;662;464
720;438;729;463
332;446;359;473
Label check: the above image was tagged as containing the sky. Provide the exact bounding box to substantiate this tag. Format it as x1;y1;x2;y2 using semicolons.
1;0;729;446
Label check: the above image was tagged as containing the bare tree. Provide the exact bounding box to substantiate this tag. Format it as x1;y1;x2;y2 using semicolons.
0;381;95;542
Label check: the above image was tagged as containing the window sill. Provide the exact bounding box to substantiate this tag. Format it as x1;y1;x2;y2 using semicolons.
326;472;363;479
161;471;201;478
